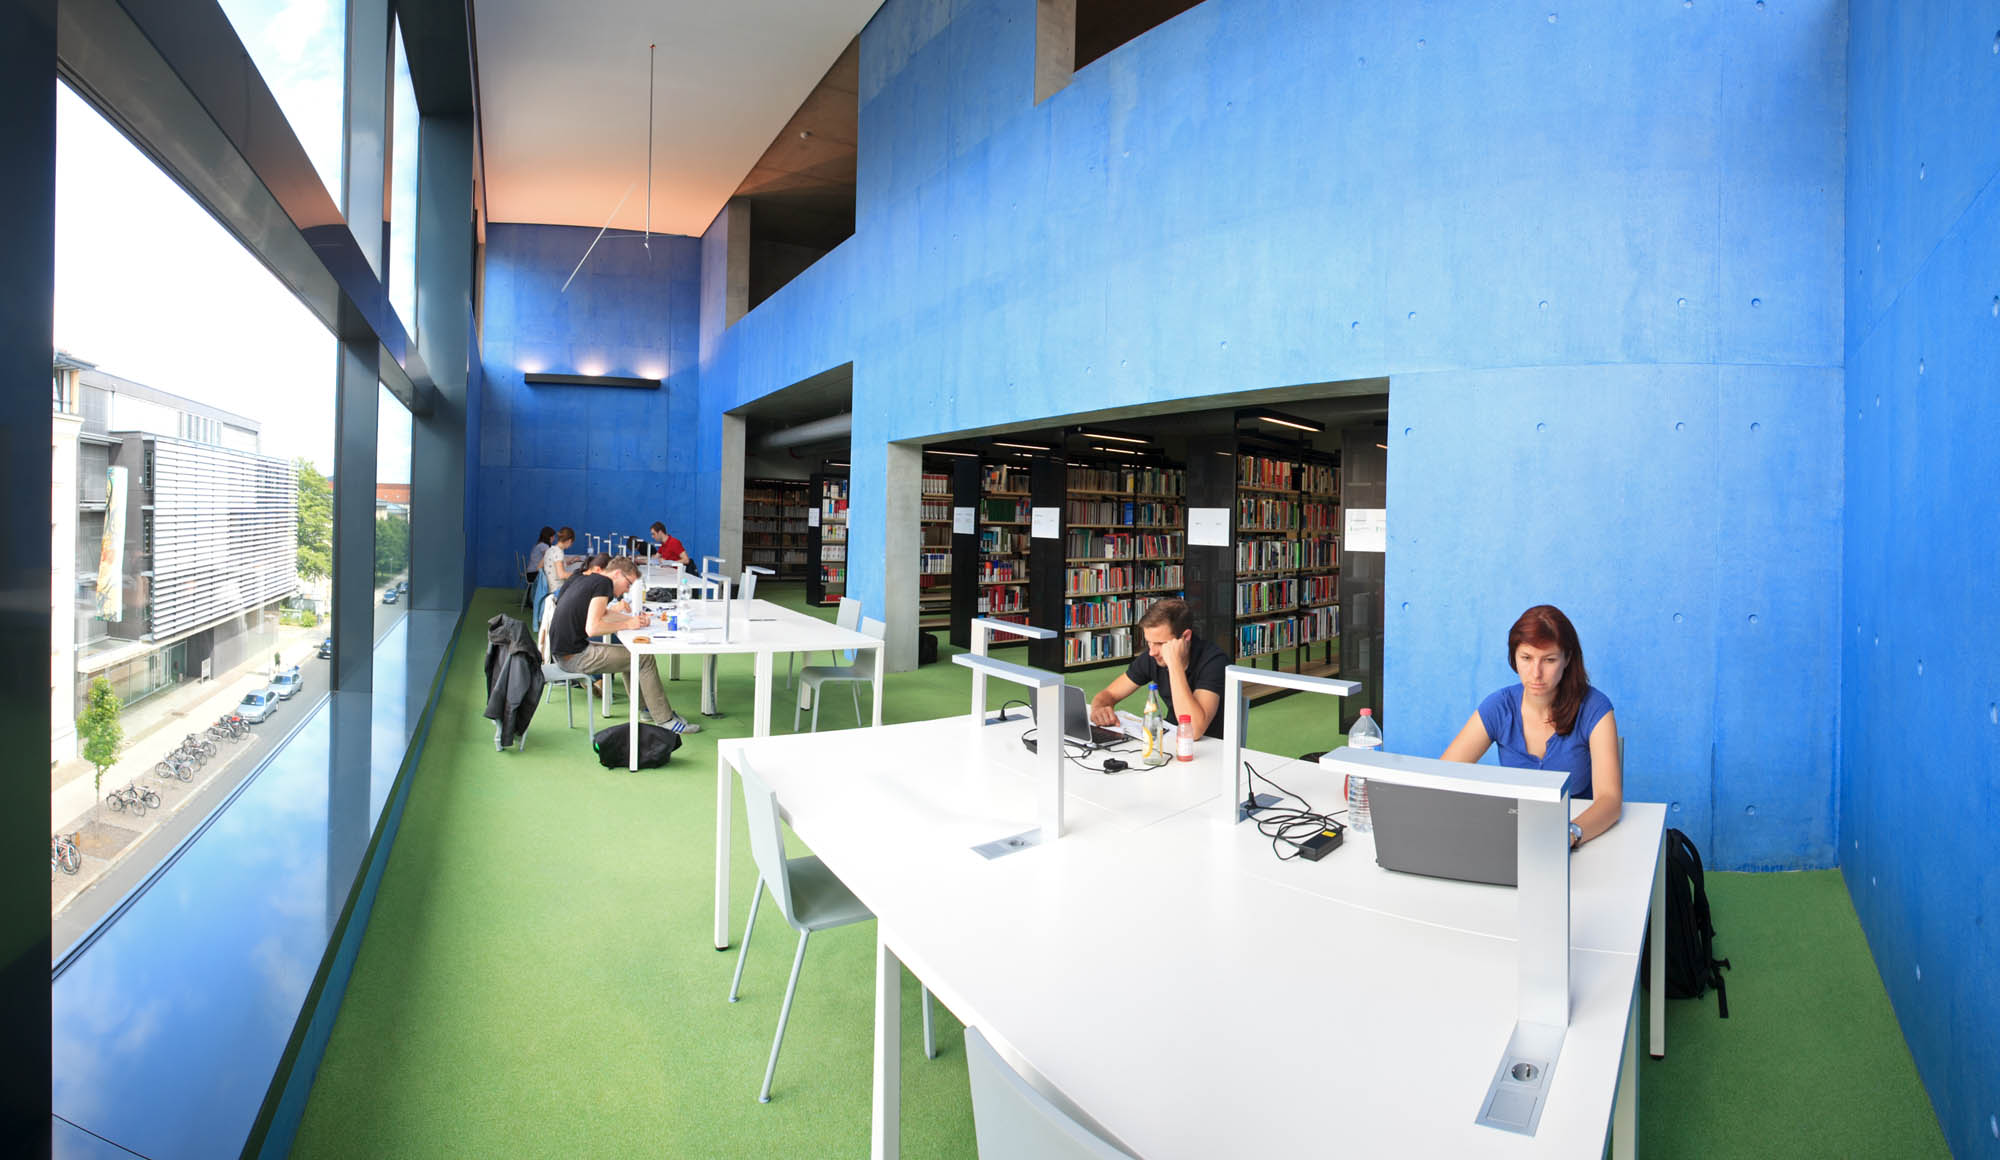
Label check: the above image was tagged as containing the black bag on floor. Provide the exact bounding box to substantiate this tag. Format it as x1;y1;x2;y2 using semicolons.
591;723;682;769
918;632;939;665
1642;827;1732;1017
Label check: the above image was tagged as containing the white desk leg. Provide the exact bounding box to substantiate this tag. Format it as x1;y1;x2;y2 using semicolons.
873;930;902;1160
714;748;734;949
629;651;641;772
1614;982;1639;1158
753;651;773;738
872;642;885;728
701;654;719;716
670;653;681;681
1651;832;1667;1058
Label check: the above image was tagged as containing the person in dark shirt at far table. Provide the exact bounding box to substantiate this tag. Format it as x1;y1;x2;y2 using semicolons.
1087;597;1230;741
546;556;700;734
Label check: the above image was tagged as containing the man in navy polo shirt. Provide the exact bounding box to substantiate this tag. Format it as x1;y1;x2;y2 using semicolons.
1086;597;1229;741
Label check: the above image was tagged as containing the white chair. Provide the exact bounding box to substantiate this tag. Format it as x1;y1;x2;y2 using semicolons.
794;615;881;732
534;595;594;741
964;1026;1135;1158
728;762;933;1103
784;600;856;688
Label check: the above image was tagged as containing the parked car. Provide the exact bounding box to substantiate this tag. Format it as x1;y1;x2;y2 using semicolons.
397;579;408;595
270;670;303;700
382;589;399;604
237;690;277;723
317;637;333;659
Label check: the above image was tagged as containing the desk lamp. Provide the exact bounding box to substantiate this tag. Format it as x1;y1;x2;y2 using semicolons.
1219;665;1361;823
964;617;1056;724
951;653;1065;850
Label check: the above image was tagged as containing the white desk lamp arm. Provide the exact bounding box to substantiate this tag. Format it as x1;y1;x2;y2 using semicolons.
1219;665;1361;825
966;618;1057;724
951;653;1066;839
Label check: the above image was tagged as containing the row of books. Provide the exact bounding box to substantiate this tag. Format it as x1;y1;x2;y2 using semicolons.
921;500;952;522
1238;455;1295;491
982;465;1030;492
1237;616;1299;657
1066;628;1132;667
921;472;951;496
821;544;847;563
982;498;1030;522
1066;562;1184;595
982;527;1025;554
743;519;803;535
1302;463;1337;496
1236;578;1297;616
1066;466;1186;496
1237;496;1299;532
1064;597;1135;630
1235;537;1339;573
1300;501;1338;534
1066;499;1183;526
920;551;951;575
1302;573;1338;606
980;587;1029;614
979;559;1026;582
1066;531;1186;560
1300;604;1340;643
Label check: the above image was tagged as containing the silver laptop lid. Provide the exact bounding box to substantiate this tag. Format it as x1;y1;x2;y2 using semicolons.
1367;780;1520;887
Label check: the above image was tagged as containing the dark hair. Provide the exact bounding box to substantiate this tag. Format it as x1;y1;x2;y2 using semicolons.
537;526;556;545
650;521;667;535
1137;597;1193;637
557;526;575;544
1507;605;1590;735
604;556;641;580
586;553;611;571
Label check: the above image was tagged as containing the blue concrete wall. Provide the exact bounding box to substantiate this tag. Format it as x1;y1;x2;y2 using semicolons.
474;223;701;587
693;0;1848;869
1841;4;2000;1155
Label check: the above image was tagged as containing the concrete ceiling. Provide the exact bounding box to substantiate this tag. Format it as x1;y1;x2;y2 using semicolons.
475;0;881;235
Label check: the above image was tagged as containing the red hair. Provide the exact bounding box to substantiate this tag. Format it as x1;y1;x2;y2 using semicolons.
1507;605;1590;735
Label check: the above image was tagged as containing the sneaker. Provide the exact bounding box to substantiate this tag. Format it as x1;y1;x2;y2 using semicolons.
668;715;702;735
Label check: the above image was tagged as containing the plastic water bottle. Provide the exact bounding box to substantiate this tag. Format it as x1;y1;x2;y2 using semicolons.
1177;714;1195;762
1141;683;1170;767
1346;708;1381;833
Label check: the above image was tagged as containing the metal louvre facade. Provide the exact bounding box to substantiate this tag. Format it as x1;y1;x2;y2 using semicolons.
145;436;296;640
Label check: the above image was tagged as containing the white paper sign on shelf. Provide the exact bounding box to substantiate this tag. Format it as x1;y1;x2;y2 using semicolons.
953;507;975;535
1345;507;1387;553
1188;507;1231;547
1031;507;1061;539
807;508;821;528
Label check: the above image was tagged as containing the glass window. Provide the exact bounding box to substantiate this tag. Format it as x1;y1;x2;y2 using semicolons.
214;0;346;205
388;14;421;336
375;383;414;636
52;80;337;948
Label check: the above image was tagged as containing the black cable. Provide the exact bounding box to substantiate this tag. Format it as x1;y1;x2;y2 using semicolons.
1243;760;1347;861
1015;716;1143;774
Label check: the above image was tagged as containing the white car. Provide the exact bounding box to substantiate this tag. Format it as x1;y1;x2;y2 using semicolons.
237;690;278;723
270;670;303;700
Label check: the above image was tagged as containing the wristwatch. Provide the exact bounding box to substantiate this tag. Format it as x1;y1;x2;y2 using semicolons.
1568;822;1583;848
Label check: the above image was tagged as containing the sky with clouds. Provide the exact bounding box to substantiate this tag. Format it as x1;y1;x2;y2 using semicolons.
52;0;415;483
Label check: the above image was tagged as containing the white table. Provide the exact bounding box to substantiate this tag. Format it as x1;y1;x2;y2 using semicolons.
615;599;885;943
718;712;1666;1159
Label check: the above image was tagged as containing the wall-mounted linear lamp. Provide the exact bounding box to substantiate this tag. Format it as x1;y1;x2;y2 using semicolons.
1219;665;1361;822
952;652;1066;849
524;372;661;390
1317;747;1573;1138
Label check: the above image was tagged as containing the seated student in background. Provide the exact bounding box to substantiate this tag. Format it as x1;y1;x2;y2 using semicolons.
649;521;691;568
542;527;578;594
1087;597;1229;741
546;556;699;735
526;526;556;577
1439;604;1621;848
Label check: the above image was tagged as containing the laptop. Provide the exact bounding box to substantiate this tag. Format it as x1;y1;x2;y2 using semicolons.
1366;780;1520;887
1061;684;1131;749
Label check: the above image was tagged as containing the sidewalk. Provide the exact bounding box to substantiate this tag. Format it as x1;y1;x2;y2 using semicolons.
51;626;320;830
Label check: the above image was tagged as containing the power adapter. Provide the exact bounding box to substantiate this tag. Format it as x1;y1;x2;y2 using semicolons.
1296;824;1345;861
1102;758;1128;773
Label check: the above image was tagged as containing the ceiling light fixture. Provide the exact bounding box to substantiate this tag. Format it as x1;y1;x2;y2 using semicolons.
525;372;660;390
1241;408;1325;433
927;449;978;458
992;441;1050;451
1080;431;1148;444
1091;445;1141;456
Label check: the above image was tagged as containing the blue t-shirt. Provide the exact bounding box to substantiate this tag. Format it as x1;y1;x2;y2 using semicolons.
1476;685;1615;799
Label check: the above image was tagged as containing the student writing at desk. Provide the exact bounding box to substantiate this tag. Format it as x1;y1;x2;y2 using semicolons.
1087;598;1229;741
1440;604;1622;848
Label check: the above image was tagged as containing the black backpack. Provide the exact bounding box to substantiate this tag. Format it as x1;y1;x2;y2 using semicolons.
1641;827;1732;1016
591;723;682;769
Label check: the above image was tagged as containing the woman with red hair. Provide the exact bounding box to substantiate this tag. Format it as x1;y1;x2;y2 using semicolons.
1441;605;1622;848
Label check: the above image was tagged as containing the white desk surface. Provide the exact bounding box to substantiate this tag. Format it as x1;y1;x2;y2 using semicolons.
721;714;1665;1158
615;597;877;657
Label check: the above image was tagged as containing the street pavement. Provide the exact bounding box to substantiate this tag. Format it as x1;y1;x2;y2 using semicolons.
52;585;411;959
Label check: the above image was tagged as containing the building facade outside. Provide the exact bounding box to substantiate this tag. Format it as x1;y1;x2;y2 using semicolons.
50;352;297;764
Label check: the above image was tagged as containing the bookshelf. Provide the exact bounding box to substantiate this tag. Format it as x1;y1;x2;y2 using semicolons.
1187;439;1341;695
744;478;811;579
1060;463;1187;669
806;471;849;606
976;461;1034;636
919;468;953;630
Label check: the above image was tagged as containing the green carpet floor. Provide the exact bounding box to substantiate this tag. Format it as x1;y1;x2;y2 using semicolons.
291;585;1946;1158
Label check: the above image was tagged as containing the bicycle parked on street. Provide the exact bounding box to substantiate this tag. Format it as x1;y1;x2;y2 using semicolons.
155;753;196;781
52;832;81;875
182;733;217;759
106;782;160;816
